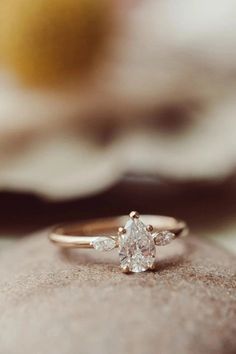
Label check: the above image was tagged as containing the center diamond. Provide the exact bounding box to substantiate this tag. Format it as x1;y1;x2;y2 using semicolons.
119;217;156;273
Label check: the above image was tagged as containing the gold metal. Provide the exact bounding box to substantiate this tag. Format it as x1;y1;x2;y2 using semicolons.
129;211;140;219
146;224;153;232
118;226;126;235
121;266;130;274
149;263;156;270
49;214;188;249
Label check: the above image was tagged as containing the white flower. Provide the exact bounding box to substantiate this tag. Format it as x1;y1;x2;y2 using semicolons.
0;0;235;198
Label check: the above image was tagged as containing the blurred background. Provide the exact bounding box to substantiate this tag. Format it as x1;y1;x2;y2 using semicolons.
0;0;236;253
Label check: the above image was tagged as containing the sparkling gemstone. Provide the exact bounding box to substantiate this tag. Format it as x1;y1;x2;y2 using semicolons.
119;218;156;273
91;237;116;251
153;231;175;246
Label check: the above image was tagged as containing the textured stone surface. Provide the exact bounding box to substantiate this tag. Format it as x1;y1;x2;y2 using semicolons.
0;231;235;354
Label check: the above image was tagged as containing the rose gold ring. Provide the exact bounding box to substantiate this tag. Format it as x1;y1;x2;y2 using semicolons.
49;211;188;273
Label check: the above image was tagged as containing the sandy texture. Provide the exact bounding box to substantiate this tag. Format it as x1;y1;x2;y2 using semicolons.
0;232;235;354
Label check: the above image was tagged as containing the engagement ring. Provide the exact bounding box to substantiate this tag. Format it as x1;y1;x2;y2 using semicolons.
49;211;188;273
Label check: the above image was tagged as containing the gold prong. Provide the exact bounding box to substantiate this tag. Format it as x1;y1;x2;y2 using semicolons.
149;263;156;271
146;224;153;232
121;266;130;274
129;211;140;219
118;226;126;235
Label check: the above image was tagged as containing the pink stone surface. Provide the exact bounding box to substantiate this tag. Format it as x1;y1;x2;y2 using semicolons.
0;231;235;354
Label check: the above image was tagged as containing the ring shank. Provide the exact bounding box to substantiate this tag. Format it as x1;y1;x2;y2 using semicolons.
49;215;188;249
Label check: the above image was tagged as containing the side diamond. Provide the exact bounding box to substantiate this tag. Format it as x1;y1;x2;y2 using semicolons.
91;237;116;251
153;231;175;246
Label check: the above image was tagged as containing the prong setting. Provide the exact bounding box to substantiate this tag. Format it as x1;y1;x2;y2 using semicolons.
121;266;130;274
149;263;156;271
118;226;126;236
129;211;140;219
146;224;153;232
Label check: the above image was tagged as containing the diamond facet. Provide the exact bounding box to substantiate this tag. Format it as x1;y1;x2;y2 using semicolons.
91;237;116;251
118;217;156;273
153;231;175;246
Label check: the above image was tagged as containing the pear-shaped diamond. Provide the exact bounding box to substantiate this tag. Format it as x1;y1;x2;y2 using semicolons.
119;217;156;273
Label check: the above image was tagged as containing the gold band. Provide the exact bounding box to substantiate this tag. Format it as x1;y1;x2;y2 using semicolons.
49;215;188;249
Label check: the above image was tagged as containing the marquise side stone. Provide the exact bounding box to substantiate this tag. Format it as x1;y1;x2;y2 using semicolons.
153;231;175;246
91;237;116;251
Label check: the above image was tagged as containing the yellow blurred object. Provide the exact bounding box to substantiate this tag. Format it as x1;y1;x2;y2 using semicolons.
0;0;111;86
